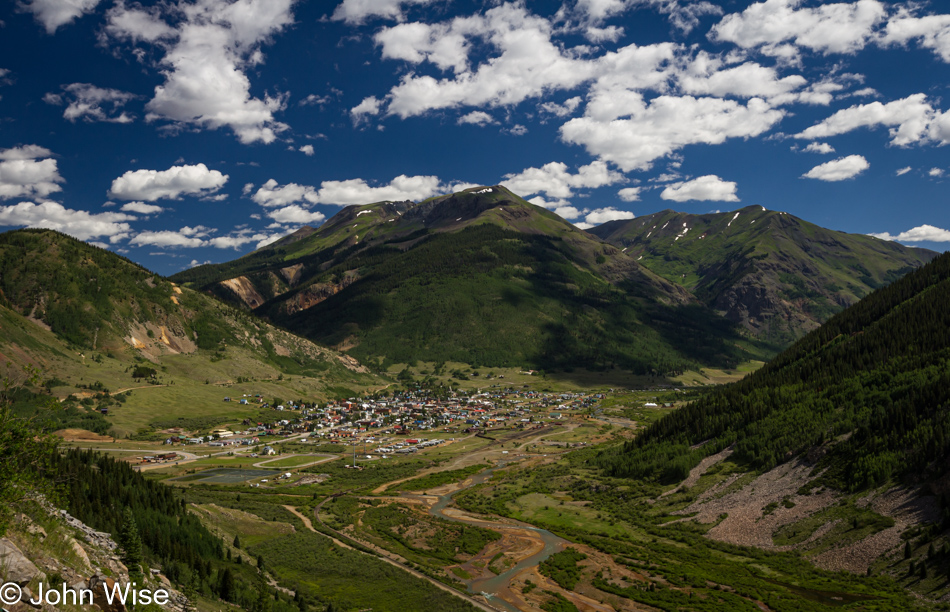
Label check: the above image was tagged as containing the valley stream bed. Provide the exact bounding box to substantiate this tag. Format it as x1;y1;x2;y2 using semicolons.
425;464;568;612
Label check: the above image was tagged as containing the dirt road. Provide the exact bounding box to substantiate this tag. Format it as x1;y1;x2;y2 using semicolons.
289;502;501;612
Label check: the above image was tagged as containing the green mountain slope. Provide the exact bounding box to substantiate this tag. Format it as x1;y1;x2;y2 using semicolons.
589;206;935;345
174;186;760;373
598;248;950;492
0;229;382;436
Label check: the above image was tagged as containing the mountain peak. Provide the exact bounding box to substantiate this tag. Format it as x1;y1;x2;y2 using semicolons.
170;186;744;372
589;208;936;345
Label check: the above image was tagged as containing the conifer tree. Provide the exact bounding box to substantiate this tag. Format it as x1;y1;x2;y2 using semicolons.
119;507;143;577
217;567;235;602
252;570;272;612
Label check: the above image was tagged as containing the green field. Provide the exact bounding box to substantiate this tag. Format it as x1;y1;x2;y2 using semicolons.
169;468;275;484
382;360;762;392
193;503;296;547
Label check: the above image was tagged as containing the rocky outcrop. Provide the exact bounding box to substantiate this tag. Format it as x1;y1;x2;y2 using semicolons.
88;575;126;612
125;322;197;357
712;277;816;338
279;273;357;315
220;276;267;309
0;538;45;585
57;509;117;552
5;505;191;612
279;263;305;286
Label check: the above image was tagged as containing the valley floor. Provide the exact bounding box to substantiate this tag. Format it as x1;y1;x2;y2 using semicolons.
64;390;939;612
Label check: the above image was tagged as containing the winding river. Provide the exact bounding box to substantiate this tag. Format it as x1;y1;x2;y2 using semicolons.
425;464;569;612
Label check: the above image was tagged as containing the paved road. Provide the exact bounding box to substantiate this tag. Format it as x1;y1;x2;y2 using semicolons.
75;431;313;471
79;447;199;461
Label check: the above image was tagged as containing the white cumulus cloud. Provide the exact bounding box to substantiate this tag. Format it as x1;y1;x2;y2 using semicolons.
660;175;739;202
795;93;935;146
104;0;294;144
882;10;950;63
351;96;382;124
120;201;164;214
710;0;886;56
368;5;677;120
539;97;582;118
129;225;276;250
502;161;623;200
678;57;808;100
44;83;137;123
561;95;783;172
869;225;950;242
457;111;496;126
208;231;281;249
251;174;454;208
0;145;64;200
617;187;642;201
21;0;102;33
132;226;281;250
803;142;835;153
583;207;635;225
332;0;437;24
130;227;208;248
109;163;228;201
251;179;319;207
316;174;445;205
802;155;869;181
266;205;326;225
574;0;721;34
0;200;134;240
527;196;583;220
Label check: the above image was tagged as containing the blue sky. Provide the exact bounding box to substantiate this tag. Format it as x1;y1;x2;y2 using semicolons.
1;0;950;274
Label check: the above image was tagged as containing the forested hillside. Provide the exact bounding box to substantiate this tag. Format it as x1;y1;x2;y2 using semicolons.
597;249;950;492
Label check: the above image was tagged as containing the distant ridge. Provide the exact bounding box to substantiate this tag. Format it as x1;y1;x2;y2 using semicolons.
589;205;936;345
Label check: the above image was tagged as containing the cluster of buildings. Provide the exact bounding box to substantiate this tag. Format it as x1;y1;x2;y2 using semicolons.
289;388;595;441
165;388;599;449
141;452;178;463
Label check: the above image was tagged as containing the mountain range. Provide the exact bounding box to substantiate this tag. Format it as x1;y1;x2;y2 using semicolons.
590;206;936;345
173;187;933;371
0;229;364;372
173;186;762;374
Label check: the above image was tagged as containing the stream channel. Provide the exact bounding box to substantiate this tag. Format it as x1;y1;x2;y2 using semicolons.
425;463;569;612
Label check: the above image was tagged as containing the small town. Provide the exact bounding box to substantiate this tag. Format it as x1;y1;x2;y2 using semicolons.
153;387;607;462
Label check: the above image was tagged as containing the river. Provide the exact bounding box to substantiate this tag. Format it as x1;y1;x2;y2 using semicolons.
425;463;569;612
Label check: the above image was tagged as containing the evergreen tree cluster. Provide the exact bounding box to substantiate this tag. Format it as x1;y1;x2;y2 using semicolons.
54;450;226;585
597;250;950;491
